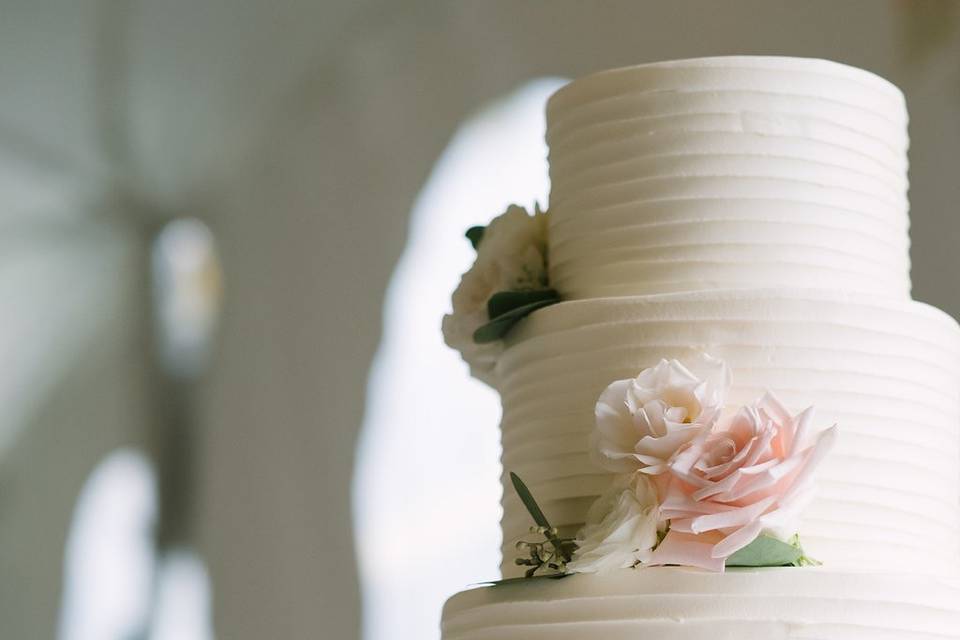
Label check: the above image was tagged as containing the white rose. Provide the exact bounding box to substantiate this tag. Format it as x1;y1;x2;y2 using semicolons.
592;354;730;474
442;205;549;386
567;472;660;574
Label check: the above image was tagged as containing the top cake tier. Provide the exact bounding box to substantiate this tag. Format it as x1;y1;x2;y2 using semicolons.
545;56;911;299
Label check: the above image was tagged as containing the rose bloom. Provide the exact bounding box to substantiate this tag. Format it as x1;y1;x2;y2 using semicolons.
649;392;836;571
442;204;548;386
592;355;730;475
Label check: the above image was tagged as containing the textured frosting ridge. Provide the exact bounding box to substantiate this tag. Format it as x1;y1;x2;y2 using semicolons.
545;56;911;299
443;568;960;639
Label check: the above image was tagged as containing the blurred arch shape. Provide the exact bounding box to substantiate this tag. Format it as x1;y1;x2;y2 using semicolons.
353;77;564;640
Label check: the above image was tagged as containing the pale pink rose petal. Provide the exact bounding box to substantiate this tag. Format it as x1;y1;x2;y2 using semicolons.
697;435;757;480
714;456;804;502
660;493;737;519
788;406;816;454
691;471;741;501
689;495;776;533
666;467;714;490
778;425;838;505
756;392;792;428
737;458;781;476
648;531;726;572
711;520;765;558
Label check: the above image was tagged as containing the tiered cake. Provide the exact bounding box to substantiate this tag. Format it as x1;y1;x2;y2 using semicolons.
441;57;960;639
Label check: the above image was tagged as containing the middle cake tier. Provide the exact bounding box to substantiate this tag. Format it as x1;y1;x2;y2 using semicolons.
496;289;960;577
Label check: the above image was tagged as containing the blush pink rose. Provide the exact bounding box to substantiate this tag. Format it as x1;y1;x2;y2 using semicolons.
649;392;836;572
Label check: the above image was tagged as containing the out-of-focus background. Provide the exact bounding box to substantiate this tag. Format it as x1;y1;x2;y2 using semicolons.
2;1;959;639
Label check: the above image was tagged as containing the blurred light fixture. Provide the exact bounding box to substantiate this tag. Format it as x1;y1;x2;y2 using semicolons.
151;217;222;379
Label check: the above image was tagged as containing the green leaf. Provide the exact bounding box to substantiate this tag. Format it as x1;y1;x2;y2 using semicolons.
465;226;485;250
510;472;552;531
725;535;803;567
472;299;558;343
476;573;571;588
487;289;559;319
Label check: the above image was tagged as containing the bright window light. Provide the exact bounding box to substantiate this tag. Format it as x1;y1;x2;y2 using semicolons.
353;77;565;640
58;450;157;640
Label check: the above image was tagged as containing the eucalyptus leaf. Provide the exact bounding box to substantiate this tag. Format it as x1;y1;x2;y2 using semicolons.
472;299;558;343
510;472;552;531
725;535;803;567
487;289;559;320
465;226;485;250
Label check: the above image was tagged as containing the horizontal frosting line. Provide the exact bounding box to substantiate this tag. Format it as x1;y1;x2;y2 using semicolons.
548;70;904;121
500;420;960;468
549;262;910;295
548;123;906;175
549;210;910;244
550;196;905;235
549;184;905;224
503;388;959;427
548;175;907;216
500;498;959;547
548;93;906;138
496;467;960;515
550;257;909;281
546;105;909;153
549;152;908;202
500;427;960;471
501;332;960;381
548;212;910;262
549;261;909;295
499;520;955;558
498;455;960;506
548;129;908;185
548;196;910;239
501;371;960;416
549;84;905;128
502;376;960;420
548;110;907;162
500;421;960;469
549;240;909;269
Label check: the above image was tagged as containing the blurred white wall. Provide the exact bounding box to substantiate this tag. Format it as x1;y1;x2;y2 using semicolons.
0;1;957;639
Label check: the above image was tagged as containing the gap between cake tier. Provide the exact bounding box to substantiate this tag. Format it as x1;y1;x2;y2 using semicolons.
494;288;960;577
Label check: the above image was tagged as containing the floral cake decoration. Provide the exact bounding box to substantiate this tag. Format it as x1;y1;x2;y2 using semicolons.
442;204;558;386
505;354;837;579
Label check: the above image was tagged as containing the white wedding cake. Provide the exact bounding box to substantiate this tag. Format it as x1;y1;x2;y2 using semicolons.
440;57;960;639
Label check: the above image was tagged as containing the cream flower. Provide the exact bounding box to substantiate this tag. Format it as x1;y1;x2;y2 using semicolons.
567;472;660;574
592;355;730;475
442;205;549;386
649;392;837;572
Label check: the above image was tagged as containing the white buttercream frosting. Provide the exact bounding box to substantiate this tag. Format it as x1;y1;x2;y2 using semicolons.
443;568;960;639
545;56;911;299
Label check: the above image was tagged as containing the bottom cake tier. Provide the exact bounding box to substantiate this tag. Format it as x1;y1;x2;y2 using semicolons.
441;567;960;639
